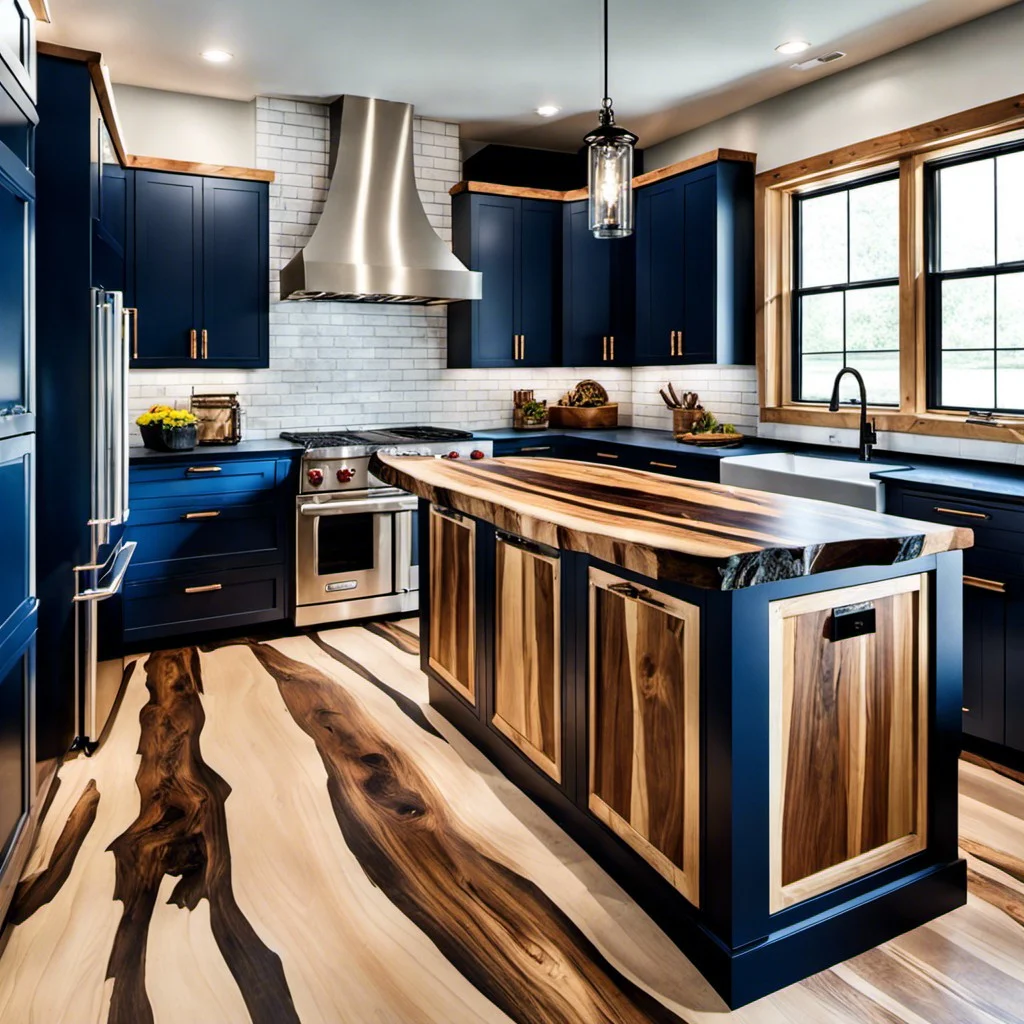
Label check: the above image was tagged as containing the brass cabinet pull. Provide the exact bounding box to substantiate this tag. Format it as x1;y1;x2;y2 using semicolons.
520;334;525;359
201;329;209;359
519;445;551;452
602;336;608;361
670;330;677;356
610;335;615;360
964;575;1006;593
181;510;221;520
650;460;676;469
595;452;618;459
190;328;197;359
184;583;222;594
125;307;139;359
186;466;222;474
513;334;523;360
962;706;971;713
934;506;990;520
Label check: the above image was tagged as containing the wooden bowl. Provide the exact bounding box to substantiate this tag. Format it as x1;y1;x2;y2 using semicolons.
547;403;618;429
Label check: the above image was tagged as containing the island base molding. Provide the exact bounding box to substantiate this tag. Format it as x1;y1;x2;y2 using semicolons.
417;500;967;1009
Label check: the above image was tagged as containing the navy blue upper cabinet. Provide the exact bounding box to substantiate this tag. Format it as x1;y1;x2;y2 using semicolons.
130;171;269;369
201;177;269;367
448;191;559;368
634;158;754;366
562;199;634;366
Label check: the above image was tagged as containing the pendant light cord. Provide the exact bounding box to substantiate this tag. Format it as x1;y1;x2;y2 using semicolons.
603;0;610;107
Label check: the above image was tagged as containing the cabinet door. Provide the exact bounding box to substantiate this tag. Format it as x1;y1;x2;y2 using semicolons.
0;0;35;115
680;171;717;364
469;195;519;367
1004;585;1024;752
131;170;203;367
961;578;1006;744
428;507;476;705
563;200;612;366
0;180;27;411
201;178;269;368
0;434;31;631
634;178;685;365
588;568;700;905
517;200;559;367
493;535;561;782
768;574;928;913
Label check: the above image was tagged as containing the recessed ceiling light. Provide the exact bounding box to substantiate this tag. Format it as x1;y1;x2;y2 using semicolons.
201;49;234;63
535;105;561;118
775;40;811;55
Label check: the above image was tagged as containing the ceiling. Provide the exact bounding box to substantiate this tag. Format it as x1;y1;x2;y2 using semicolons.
39;0;1020;151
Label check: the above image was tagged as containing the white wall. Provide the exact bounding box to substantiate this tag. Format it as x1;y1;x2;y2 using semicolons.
645;2;1024;174
113;83;256;166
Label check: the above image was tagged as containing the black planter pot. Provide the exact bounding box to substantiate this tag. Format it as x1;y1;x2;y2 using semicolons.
140;422;198;451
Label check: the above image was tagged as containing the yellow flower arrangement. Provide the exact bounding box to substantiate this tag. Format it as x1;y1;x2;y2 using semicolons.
136;404;198;428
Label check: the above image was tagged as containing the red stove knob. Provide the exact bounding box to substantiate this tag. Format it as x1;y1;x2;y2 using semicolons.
448;450;460;459
307;468;324;486
336;467;355;483
470;449;485;460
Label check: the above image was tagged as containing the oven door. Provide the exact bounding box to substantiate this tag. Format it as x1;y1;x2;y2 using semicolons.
296;493;416;607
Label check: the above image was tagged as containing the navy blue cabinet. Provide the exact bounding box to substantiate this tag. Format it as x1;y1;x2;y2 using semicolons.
634;158;754;366
562;199;634;366
884;484;1024;753
448;191;559;368
0;601;35;876
130;171;268;369
122;453;296;644
0;158;31;414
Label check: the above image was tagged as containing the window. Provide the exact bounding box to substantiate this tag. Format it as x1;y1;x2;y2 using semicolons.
927;140;1024;413
792;173;901;405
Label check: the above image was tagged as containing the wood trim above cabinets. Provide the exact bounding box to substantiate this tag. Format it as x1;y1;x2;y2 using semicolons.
451;147;757;200
37;41;273;182
125;154;275;183
27;0;51;21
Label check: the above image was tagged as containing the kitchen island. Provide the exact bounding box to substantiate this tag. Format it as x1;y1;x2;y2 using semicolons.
371;452;972;1008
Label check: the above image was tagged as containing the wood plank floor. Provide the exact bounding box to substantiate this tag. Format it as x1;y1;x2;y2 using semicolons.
1;619;1023;1023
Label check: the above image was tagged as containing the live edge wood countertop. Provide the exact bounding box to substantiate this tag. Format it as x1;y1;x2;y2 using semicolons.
371;454;973;591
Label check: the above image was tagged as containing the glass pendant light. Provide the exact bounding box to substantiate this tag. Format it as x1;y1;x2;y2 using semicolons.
584;0;638;239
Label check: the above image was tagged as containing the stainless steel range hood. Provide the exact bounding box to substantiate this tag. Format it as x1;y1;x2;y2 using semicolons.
280;95;482;304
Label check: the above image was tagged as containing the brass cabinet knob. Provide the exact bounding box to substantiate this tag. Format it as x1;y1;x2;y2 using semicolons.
190;328;197;359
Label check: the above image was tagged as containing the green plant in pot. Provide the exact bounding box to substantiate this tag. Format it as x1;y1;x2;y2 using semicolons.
136;405;199;451
521;399;548;426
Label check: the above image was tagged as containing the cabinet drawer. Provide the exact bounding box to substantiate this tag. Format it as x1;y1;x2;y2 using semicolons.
130;458;283;500
123;565;285;642
637;452;718;483
494;440;562;458
125;501;282;580
899;492;1024;549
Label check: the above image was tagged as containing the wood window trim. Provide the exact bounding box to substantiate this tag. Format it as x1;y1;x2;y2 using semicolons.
757;91;1024;444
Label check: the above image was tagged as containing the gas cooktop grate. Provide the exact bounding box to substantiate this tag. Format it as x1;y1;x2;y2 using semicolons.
280;431;367;449
382;426;475;441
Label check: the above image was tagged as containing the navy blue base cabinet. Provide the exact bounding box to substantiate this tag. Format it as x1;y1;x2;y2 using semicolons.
122;452;296;645
885;483;1024;758
634;158;754;366
130;171;269;368
448;191;560;368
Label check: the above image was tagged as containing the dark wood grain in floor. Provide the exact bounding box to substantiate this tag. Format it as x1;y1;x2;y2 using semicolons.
105;648;299;1024
309;632;446;742
247;640;687;1024
364;620;420;656
8;779;99;926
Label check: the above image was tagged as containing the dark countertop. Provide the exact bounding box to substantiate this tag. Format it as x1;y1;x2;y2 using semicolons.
129;438;302;463
475;426;1024;502
473;426;776;460
373;452;971;591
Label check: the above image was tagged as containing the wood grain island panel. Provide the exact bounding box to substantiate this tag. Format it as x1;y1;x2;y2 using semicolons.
769;575;929;912
493;534;562;782
372;454;971;591
588;569;700;905
428;506;476;704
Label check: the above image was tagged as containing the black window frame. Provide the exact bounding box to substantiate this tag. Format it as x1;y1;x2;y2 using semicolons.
791;170;901;406
926;136;1024;415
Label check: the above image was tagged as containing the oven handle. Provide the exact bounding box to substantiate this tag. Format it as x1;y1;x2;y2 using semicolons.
299;496;419;517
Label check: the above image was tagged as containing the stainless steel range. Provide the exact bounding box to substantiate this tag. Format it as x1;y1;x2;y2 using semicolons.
281;426;492;626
